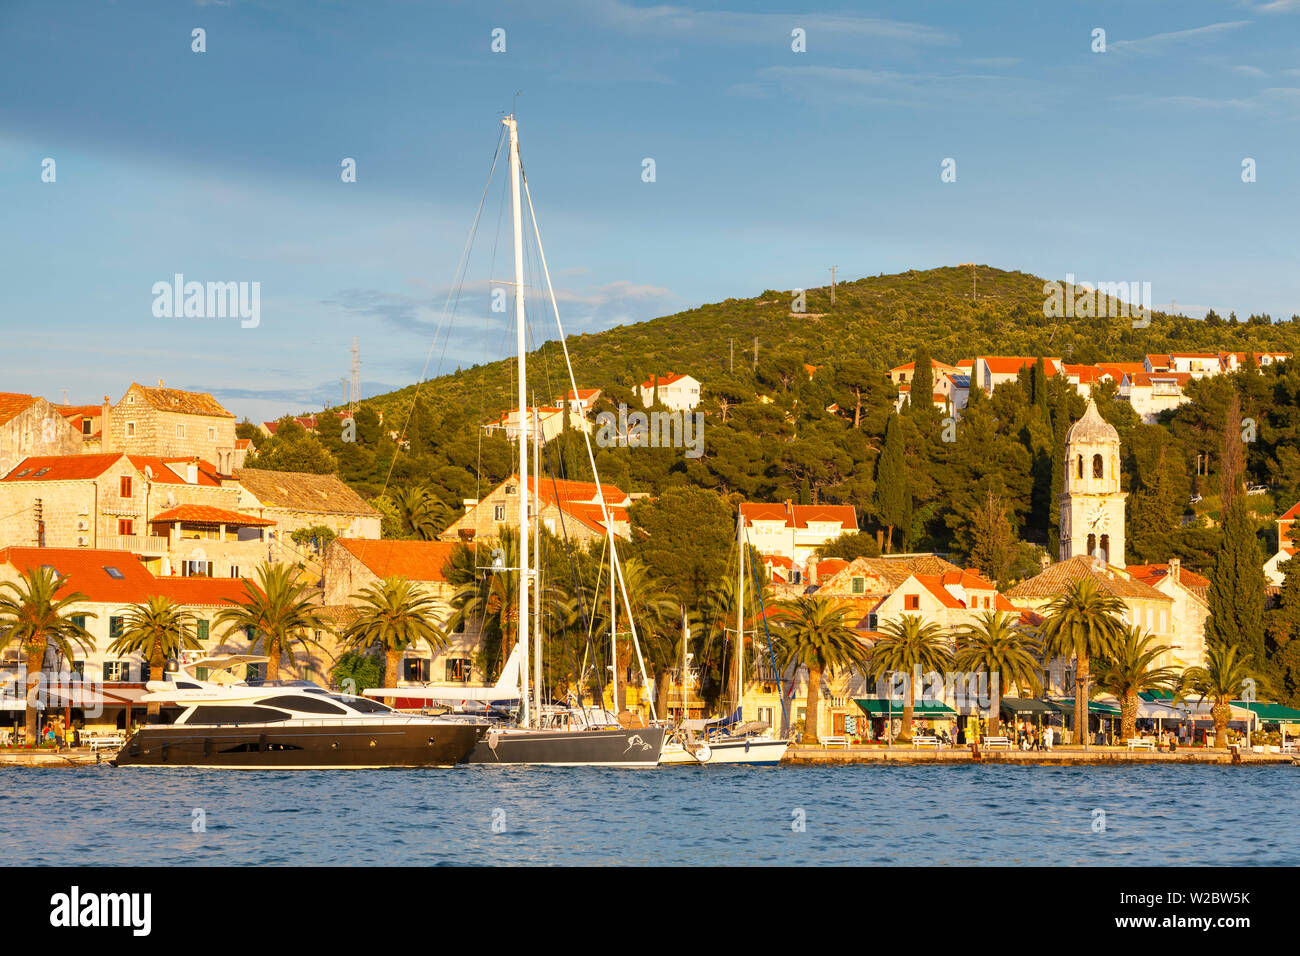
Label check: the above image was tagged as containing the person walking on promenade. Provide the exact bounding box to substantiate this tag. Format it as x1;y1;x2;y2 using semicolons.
1043;722;1053;751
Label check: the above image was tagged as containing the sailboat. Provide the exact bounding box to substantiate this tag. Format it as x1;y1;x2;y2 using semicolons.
427;113;665;766
659;510;789;765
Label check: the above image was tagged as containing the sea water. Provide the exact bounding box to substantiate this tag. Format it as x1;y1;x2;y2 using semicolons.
3;764;1295;866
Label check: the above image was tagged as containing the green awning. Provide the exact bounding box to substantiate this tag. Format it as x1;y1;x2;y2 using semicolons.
1000;697;1056;716
1236;702;1300;723
1048;697;1122;716
1139;690;1176;702
854;698;956;718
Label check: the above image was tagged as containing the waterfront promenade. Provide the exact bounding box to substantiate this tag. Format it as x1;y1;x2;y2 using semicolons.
784;744;1296;766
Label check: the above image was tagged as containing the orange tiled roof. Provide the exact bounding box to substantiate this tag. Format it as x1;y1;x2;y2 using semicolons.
979;357;1061;376
337;538;458;582
640;373;690;388
150;504;274;527
740;501;857;530
0;393;39;427
0;547;252;605
129;384;234;418
1126;371;1192;387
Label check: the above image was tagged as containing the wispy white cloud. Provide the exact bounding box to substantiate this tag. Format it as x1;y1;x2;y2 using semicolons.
560;0;956;48
733;65;1050;110
1110;20;1250;54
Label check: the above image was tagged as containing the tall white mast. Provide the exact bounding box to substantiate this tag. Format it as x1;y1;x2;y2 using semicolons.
735;509;744;723
609;526;618;714
505;113;529;728
532;399;542;723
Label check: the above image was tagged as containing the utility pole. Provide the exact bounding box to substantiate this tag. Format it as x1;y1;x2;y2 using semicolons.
350;337;361;414
753;336;758;371
829;266;837;306
958;263;977;301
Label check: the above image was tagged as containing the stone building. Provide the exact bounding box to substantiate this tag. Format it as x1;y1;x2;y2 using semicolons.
1059;398;1127;566
440;474;632;545
104;381;238;465
0;393;83;472
233;468;382;541
0;547;252;731
0;454;240;572
322;538;489;687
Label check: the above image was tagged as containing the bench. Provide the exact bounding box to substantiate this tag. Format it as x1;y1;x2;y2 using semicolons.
819;736;850;749
86;735;126;753
911;736;942;749
981;736;1011;749
1125;738;1156;751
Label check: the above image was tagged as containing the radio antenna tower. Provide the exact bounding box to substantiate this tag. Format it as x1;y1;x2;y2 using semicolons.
350;337;361;414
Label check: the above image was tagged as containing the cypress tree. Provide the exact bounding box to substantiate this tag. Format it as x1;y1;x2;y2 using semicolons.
875;413;909;553
1206;495;1266;661
907;347;934;419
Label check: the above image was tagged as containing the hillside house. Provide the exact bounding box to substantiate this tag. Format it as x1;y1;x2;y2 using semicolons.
972;357;1061;395
639;374;701;411
1264;501;1300;587
1119;371;1193;423
740;500;857;567
440;474;632;545
233;469;382;542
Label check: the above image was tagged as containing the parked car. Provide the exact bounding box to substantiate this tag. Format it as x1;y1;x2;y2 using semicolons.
1189;493;1203;504
1246;484;1269;495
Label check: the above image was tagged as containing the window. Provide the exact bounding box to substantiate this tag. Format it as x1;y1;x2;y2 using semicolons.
404;658;430;682
445;658;471;682
186;705;290;724
229;566;240;578
176;424;185;438
69;660;85;679
109;616;124;639
1086;533;1097;557
1076;455;1083;479
255;695;348;716
71;614;86;631
120;476;132;498
82;419;92;435
117;519;134;536
851;577;865;594
867;613;878;630
904;594;920;610
126;421;136;437
207;427;215;440
182;560;213;577
103;565;124;579
196;620;210;641
103;660;130;681
1092;454;1104;479
494;504;506;522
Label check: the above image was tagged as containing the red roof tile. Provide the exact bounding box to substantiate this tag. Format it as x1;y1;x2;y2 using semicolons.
640;373;690;388
0;547;253;606
337;538;457;582
150;505;274;527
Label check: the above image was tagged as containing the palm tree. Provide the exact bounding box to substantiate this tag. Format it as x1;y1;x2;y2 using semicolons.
108;596;203;717
773;597;870;745
869;615;953;742
214;562;326;681
393;485;454;540
1183;642;1266;749
953;610;1042;735
340;577;450;699
1092;626;1182;741
1037;576;1126;748
0;567;95;740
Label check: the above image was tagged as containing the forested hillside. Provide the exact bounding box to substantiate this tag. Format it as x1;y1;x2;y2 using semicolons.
241;265;1300;572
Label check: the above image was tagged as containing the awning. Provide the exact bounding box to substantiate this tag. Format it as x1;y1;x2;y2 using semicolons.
854;698;957;718
1048;697;1122;716
1137;699;1186;720
1000;697;1056;716
1236;702;1300;723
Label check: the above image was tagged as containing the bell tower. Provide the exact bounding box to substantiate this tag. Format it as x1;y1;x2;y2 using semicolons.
1060;398;1127;567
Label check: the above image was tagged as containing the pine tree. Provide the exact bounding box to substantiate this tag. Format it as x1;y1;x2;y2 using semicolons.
874;413;909;553
969;486;1017;585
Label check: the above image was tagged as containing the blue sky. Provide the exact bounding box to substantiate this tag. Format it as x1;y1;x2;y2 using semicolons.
2;0;1298;424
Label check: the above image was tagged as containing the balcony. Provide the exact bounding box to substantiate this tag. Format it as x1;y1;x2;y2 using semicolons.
100;534;170;555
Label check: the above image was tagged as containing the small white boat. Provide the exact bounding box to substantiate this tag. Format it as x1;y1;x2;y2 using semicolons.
660;720;789;766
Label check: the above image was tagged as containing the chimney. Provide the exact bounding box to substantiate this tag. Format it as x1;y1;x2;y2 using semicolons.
1039;553;1052;570
807;558;818;586
100;395;113;451
185;460;198;484
158;378;165;387
1168;557;1180;584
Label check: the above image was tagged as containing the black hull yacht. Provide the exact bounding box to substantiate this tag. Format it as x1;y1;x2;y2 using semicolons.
112;656;484;769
